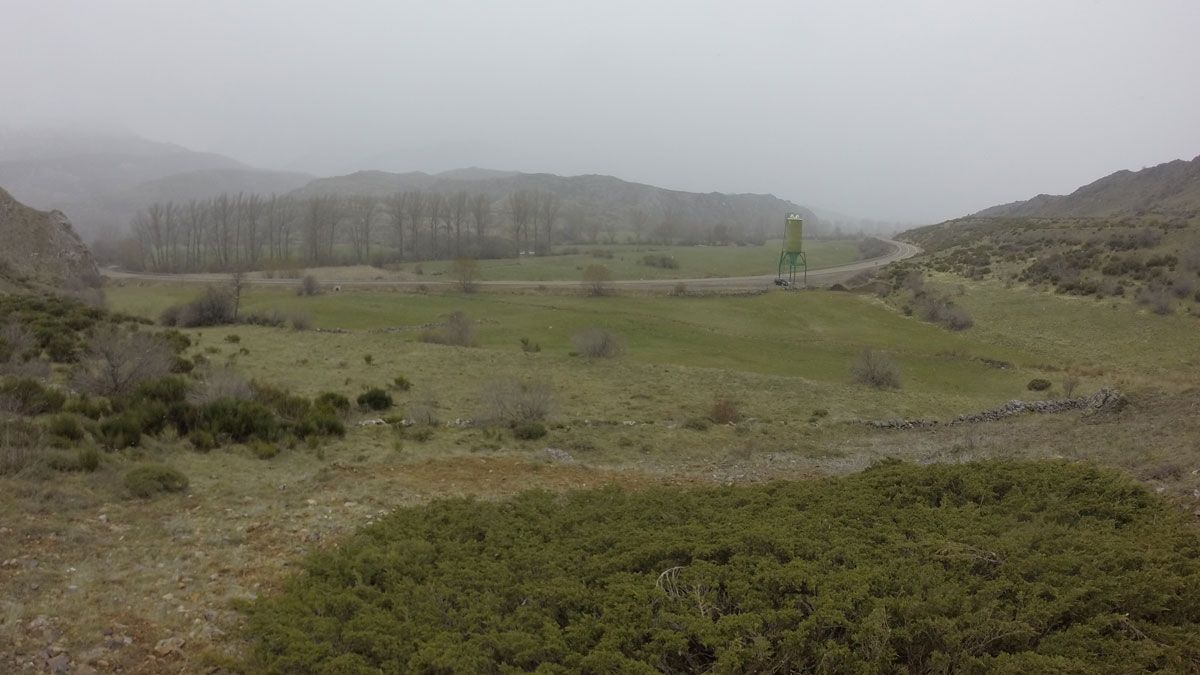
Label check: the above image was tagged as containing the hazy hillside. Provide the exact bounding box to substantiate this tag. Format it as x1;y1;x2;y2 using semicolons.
0;130;311;237
293;168;823;238
976;155;1200;219
0;186;99;289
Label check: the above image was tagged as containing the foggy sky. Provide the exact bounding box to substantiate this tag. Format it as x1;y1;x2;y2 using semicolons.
2;0;1199;222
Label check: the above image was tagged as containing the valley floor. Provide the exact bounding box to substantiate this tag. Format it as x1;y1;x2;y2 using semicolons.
2;273;1199;673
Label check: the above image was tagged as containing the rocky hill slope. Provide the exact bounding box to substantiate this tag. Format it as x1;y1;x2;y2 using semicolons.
0;187;99;289
975;155;1200;219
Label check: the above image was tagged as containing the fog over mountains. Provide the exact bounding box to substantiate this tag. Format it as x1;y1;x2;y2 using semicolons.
0;129;846;241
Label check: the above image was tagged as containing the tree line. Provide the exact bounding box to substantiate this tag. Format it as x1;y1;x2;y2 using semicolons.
117;189;570;273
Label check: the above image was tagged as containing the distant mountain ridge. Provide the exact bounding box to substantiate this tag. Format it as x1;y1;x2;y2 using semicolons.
974;155;1200;219
0;130;312;237
293;168;821;238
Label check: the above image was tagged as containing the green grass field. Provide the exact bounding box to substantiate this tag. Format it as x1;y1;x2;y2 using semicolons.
408;239;861;281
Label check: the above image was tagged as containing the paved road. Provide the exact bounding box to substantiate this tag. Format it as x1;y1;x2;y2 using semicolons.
103;239;920;292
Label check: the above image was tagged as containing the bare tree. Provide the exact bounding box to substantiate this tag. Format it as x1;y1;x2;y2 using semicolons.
507;190;535;253
449;191;470;256
630;208;648;243
535;191;562;253
346;195;377;263
426;192;447;257
582;264;612;296
451;257;480;293
470;193;490;248
405;191;426;257
230;270;247;320
72;327;176;397
385;192;408;259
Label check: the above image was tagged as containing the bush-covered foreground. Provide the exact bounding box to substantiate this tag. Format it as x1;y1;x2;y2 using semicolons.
244;461;1200;673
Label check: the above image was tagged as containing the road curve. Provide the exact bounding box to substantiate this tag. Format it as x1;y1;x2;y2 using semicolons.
103;239;921;292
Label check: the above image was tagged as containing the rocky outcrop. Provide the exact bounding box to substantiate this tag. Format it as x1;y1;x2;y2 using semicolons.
868;388;1127;430
0;187;99;289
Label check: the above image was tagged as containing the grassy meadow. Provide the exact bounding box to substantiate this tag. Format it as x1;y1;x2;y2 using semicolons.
4;272;1199;672
281;239;863;283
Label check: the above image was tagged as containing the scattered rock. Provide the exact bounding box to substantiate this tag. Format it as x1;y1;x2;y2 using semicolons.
357;418;387;427
867;388;1126;429
542;447;575;463
153;636;185;657
46;653;70;674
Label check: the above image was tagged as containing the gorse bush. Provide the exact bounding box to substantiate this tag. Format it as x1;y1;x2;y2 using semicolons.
124;464;189;498
1027;378;1052;392
0;378;66;415
356;388;393;411
243;461;1200;673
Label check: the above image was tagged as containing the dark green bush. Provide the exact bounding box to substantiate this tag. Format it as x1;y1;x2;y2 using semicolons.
197;398;279;443
1027;378;1052;392
250;440;280;460
0;378;66;415
98;414;142;449
244;461;1200;673
356;388;393;411
296;410;345;439
512;421;547;440
45;414;84;442
314;392;351;414
124;464;189;498
189;429;217;452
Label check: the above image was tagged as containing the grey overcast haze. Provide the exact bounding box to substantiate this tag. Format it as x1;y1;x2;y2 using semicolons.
2;0;1199;223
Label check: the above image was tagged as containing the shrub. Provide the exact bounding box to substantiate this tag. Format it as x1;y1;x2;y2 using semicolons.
408;427;434;442
297;410;345;439
571;328;623;358
243;461;1200;674
418;311;478;347
163;286;236;327
75;446;100;472
363;354;374;365
99;414;142;449
357;388;394;411
851;349;901;389
124;464;189;498
250;440;280;460
0;419;43;475
290;313;313;331
189;429;217;452
582;264;612;296
708;397;740;424
45;414;84;441
405;401;438;427
72;327;176;397
188;368;251;405
297;275;322;297
519;337;541;353
512;421;547;440
1027;378;1052;392
197;398;279;443
452;257;480;292
640;254;679;269
391;376;413;392
1062;375;1081;398
0;378;66;415
479;379;553;425
682;417;710;431
671;282;688;297
314;392;351;415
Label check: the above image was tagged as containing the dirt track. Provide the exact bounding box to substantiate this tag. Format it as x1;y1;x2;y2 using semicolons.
102;239;920;292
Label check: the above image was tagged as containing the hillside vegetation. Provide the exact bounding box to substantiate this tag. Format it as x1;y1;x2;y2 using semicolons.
976;154;1200;219
243;461;1200;673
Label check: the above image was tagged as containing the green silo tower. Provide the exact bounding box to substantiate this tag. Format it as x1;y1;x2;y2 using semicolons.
776;213;807;287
